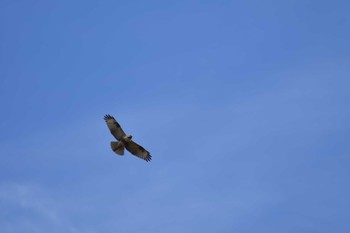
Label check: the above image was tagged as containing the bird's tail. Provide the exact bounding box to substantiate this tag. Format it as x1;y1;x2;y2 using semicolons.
111;141;125;155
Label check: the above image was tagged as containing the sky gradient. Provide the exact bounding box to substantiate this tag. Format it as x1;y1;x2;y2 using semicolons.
1;0;350;232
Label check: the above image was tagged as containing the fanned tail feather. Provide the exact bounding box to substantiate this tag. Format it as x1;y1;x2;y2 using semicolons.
111;141;125;155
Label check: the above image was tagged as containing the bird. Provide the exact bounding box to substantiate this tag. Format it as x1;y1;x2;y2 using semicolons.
104;114;152;162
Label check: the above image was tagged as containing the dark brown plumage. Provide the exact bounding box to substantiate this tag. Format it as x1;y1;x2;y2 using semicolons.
104;114;152;162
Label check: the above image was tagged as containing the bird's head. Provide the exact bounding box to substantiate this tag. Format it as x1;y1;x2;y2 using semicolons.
126;135;133;140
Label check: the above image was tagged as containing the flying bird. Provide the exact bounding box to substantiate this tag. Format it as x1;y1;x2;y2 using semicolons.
104;114;152;162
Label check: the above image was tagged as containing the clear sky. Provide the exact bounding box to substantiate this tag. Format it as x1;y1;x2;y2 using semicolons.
1;0;349;232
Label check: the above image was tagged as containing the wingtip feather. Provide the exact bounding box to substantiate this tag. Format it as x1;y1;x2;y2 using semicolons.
145;153;152;162
104;114;114;121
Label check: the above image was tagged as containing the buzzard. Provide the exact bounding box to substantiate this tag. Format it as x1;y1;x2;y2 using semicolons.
104;114;152;162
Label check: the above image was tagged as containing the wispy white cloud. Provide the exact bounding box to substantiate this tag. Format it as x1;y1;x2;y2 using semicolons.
0;182;87;233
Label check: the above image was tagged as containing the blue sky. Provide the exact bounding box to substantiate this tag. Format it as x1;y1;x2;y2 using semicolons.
1;0;349;232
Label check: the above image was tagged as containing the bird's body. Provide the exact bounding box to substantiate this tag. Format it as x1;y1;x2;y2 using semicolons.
104;114;152;162
120;135;133;144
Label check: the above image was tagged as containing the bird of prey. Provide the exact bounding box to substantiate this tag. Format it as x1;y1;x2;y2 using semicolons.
104;114;152;162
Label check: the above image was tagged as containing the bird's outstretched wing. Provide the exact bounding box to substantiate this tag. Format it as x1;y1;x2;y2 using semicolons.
104;114;126;141
125;140;152;162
